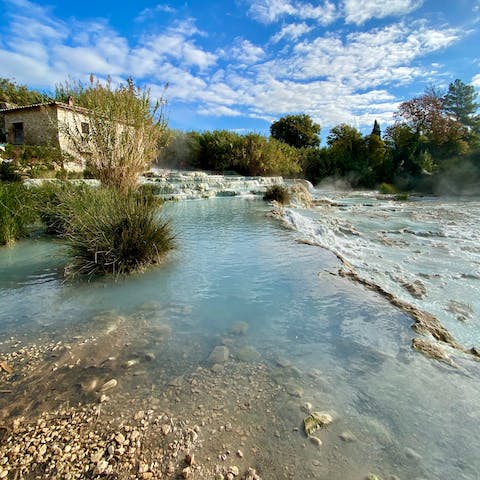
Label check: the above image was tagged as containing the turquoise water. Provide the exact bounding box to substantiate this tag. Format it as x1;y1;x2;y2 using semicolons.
0;197;479;479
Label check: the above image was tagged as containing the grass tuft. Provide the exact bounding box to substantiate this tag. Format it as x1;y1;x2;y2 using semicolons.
0;182;36;246
263;184;291;205
52;186;173;278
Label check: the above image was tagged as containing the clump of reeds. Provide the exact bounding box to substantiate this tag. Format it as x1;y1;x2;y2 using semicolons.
36;184;173;278
0;182;36;246
263;184;291;205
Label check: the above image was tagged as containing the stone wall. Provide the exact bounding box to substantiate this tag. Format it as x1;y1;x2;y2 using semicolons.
3;105;59;147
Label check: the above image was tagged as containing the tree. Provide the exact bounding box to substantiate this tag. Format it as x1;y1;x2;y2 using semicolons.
396;93;461;147
270;114;320;149
57;76;169;192
371;119;381;138
327;124;370;185
443;79;479;128
0;78;50;106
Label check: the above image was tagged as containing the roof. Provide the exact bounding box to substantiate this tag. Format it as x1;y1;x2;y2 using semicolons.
0;101;88;114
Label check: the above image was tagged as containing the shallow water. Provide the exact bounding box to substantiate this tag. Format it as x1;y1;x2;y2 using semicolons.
282;192;480;349
1;197;479;479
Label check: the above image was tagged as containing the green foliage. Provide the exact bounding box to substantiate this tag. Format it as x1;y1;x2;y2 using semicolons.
263;185;290;205
193;130;301;176
56;76;169;192
371;120;381;137
302;147;337;184
0;161;21;181
41;185;173;278
443;79;479;129
379;183;397;194
33;181;75;235
0;78;50;106
270;114;320;149
0;144;65;179
0;182;36;245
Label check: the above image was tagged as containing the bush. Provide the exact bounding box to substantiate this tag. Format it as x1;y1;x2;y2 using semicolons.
0;182;36;245
263;185;290;205
379;182;398;194
193;130;301;176
2;144;65;179
49;186;173;278
57;76;169;192
33;181;75;235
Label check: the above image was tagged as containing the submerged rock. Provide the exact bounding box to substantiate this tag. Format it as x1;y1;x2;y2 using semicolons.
339;431;356;442
230;321;249;336
304;411;333;436
236;346;260;362
285;382;303;398
208;346;230;364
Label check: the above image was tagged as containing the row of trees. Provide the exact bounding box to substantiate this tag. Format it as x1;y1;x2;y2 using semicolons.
158;79;479;193
268;80;480;191
2;76;479;193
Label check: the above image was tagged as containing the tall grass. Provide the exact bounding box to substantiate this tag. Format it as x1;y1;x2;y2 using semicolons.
0;182;36;246
48;186;173;278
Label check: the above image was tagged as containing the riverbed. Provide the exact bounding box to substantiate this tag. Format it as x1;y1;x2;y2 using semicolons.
0;195;479;479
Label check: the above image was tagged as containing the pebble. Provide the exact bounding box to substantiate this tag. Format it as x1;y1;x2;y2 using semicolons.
309;436;322;447
99;379;117;392
182;466;193;478
339;431;356;442
228;465;239;476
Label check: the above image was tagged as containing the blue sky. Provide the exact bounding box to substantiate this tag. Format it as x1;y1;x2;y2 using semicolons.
1;0;479;140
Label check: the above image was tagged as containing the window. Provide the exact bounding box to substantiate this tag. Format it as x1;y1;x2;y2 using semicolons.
81;122;90;135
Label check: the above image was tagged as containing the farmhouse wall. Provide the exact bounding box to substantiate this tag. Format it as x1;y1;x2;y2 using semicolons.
4;105;59;147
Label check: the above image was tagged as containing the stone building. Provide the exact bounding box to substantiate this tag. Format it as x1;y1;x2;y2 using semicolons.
0;99;90;170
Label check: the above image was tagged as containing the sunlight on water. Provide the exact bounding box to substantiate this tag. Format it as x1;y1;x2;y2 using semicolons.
0;197;479;479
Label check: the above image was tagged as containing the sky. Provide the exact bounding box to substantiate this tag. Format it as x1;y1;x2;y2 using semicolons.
1;0;480;139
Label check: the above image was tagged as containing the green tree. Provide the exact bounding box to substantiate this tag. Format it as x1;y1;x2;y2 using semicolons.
443;79;479;129
57;76;169;192
371;119;381;138
366;132;393;182
0;78;50;106
270;114;320;149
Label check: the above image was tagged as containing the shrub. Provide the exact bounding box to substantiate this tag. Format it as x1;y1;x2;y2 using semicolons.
33;181;76;235
50;186;173;278
263;184;290;205
379;182;398;194
57;76;169;192
2;144;65;179
0;182;36;245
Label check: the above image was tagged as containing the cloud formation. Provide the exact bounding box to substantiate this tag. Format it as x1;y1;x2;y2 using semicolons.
0;0;472;132
343;0;423;25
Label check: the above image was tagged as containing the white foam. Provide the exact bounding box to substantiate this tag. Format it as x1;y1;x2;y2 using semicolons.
282;193;480;347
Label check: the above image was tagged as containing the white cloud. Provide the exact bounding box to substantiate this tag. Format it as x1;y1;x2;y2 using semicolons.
271;22;314;42
472;74;480;87
248;0;296;23
197;105;243;117
296;1;338;24
0;0;467;132
230;40;265;63
136;4;176;22
248;0;338;24
343;0;423;25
